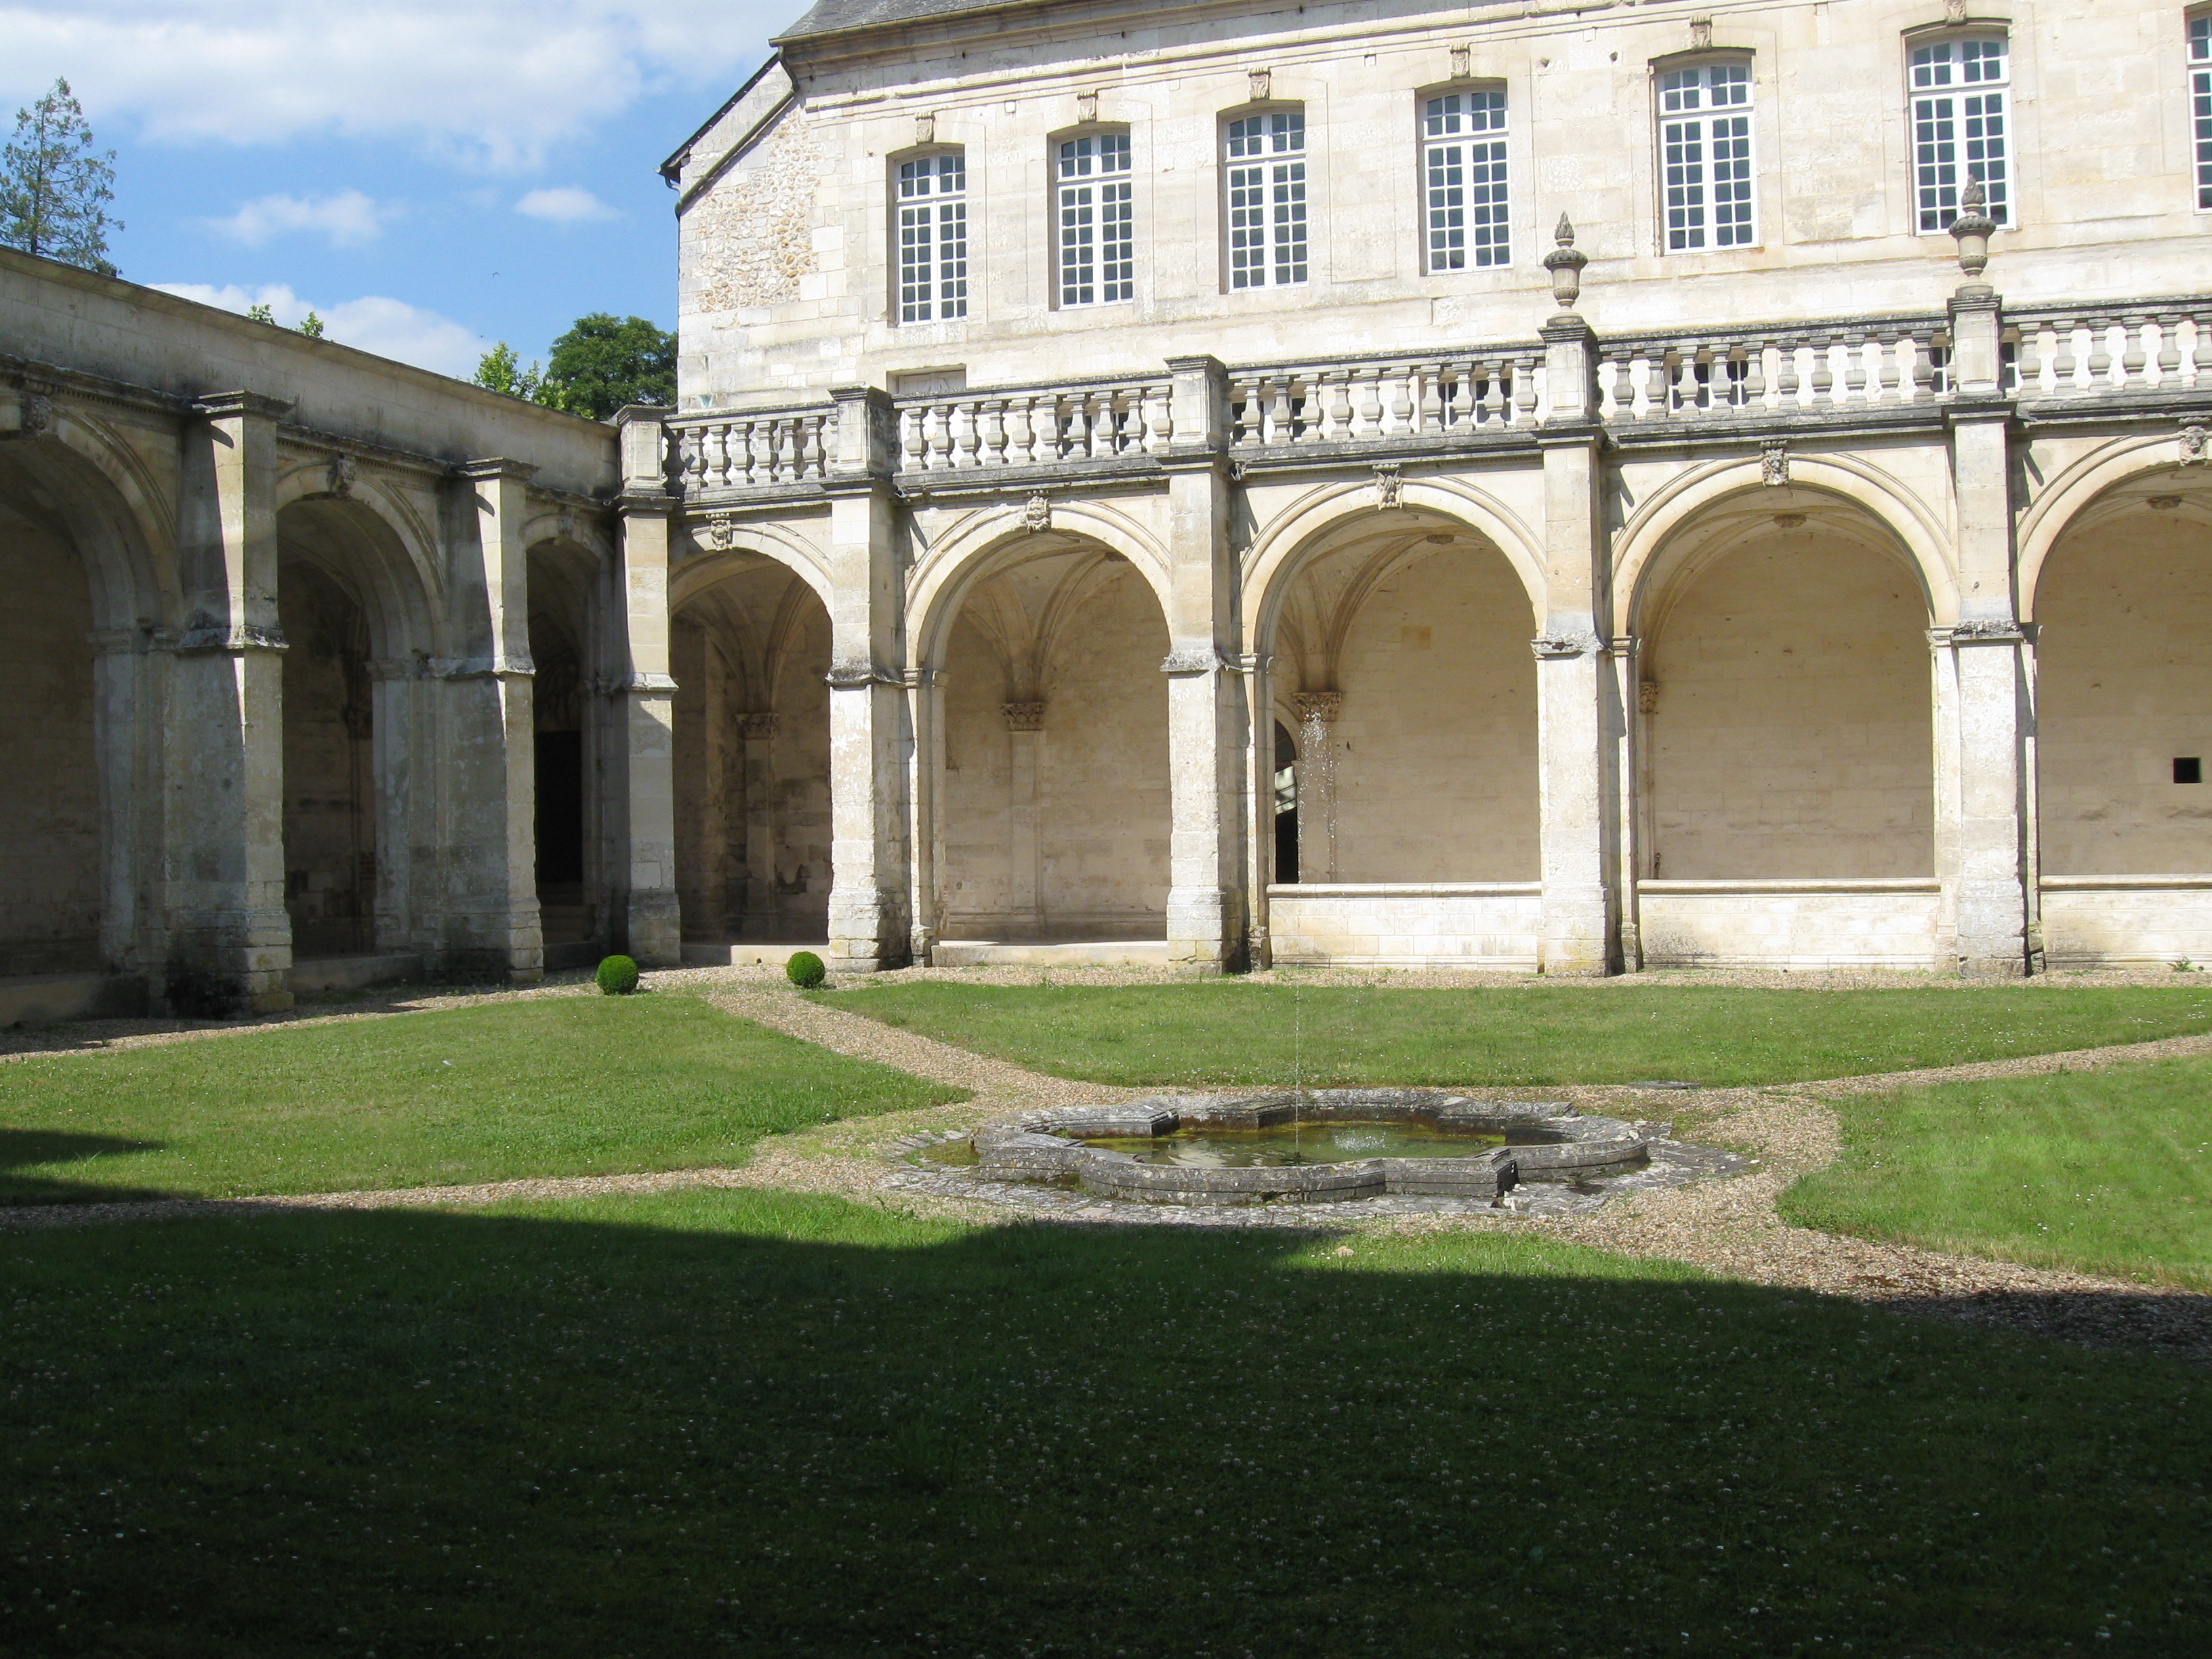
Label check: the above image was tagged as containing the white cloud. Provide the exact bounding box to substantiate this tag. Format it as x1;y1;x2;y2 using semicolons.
516;186;619;224
152;281;490;379
206;190;391;248
0;2;780;170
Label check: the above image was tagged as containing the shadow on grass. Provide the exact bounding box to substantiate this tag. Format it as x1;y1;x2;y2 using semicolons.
3;1192;2205;1659
0;1128;175;1206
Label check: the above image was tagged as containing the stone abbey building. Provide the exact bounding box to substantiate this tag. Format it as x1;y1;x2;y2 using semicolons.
6;0;2212;1017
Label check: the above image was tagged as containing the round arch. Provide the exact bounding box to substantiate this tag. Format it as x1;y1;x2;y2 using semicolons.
909;499;1171;670
274;482;438;660
1613;455;1955;636
672;517;834;615
2015;432;2209;622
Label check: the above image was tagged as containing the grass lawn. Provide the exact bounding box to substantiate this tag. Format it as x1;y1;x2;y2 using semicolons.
1782;1054;2212;1288
0;995;958;1204
821;981;2212;1087
2;1191;2204;1658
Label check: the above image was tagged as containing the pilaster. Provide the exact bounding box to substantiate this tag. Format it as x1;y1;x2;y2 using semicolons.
165;391;294;1014
607;406;682;966
1162;356;1246;974
824;386;913;972
441;459;544;982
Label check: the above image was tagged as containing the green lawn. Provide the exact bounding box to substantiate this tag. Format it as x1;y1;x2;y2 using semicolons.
821;981;2212;1086
0;995;958;1204
3;1191;2204;1658
1782;1054;2212;1288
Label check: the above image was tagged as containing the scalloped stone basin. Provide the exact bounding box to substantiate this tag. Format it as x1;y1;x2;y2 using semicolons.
947;1089;1653;1208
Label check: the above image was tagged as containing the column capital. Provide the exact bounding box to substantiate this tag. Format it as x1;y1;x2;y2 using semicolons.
1931;619;2028;647
1532;632;1601;659
457;456;538;483
825;660;904;690
1161;647;1235;676
191;390;293;423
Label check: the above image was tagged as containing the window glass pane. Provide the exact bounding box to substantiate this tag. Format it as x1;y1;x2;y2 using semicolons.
1058;133;1132;306
2192;15;2212;209
1659;64;1753;252
1227;108;1306;288
1423;89;1507;272
1911;37;2010;231
897;150;966;323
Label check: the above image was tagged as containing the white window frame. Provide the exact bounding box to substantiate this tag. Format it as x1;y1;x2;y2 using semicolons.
2191;13;2212;211
895;150;968;324
1420;88;1510;273
1055;130;1134;308
1656;61;1756;253
1909;34;2013;232
1225;108;1308;289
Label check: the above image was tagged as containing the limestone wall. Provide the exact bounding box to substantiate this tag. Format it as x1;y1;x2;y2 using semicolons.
1643;537;1933;880
2035;511;2212;876
0;505;100;973
278;558;375;958
682;0;2212;403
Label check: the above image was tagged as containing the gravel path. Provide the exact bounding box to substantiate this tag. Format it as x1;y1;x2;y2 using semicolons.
5;968;2210;1366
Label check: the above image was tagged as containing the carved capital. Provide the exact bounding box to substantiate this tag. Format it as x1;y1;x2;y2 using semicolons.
1531;633;1599;659
825;661;903;690
171;621;289;655
1638;680;1660;714
1290;690;1342;724
1002;701;1046;732
1942;619;2028;646
1161;649;1233;676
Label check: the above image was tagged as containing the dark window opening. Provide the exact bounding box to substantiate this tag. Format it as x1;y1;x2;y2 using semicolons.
1273;720;1299;884
536;732;587;882
2177;756;2203;785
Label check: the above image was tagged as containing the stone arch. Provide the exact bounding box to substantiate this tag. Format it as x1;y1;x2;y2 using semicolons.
2015;432;2207;623
672;516;834;615
1631;474;1938;882
2026;450;2212;882
1243;476;1547;647
928;520;1173;944
909;499;1170;671
0;427;167;979
1613;455;1954;637
670;548;834;946
1252;501;1540;883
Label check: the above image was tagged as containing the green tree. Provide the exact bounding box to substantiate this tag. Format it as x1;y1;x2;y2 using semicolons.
537;313;676;419
298;311;325;339
246;302;276;325
0;78;121;275
474;341;544;401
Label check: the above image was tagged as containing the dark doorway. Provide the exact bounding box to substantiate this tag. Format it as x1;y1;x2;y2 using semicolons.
535;733;585;886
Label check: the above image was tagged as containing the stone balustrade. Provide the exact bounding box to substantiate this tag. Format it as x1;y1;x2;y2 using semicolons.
661;293;2212;496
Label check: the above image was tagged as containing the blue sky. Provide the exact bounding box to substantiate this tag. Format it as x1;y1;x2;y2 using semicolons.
3;3;795;377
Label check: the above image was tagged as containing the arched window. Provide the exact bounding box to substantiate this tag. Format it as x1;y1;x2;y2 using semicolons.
1909;33;2011;231
1421;89;1509;272
1657;62;1755;251
897;150;968;323
1225;108;1307;289
1056;130;1133;307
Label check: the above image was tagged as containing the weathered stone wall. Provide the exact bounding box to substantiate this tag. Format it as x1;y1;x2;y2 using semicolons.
279;558;375;958
2036;512;2212;876
1644;539;1933;880
0;504;100;973
1323;543;1538;882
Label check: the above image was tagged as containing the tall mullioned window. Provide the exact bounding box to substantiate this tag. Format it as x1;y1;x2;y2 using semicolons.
896;151;968;323
1057;131;1133;307
1911;35;2011;230
1225;110;1308;288
2192;14;2212;209
1422;89;1509;272
1658;62;1755;251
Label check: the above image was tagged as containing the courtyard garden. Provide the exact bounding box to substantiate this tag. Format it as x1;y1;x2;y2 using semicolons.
3;975;2209;1658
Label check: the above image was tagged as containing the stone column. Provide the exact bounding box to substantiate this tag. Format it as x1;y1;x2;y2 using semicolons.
605;407;682;966
1289;691;1340;882
1003;701;1046;935
1936;279;2034;976
440;459;544;981
1161;354;1246;974
906;667;945;962
1612;633;1646;972
1532;299;1617;977
167;391;294;1013
738;711;779;936
1241;650;1275;967
823;386;912;972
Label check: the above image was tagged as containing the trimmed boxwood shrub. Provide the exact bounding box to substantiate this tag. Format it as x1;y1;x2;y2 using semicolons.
785;951;826;989
595;954;641;996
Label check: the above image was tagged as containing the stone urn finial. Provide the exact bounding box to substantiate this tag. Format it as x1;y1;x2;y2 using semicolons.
1542;214;1588;312
1948;178;1995;282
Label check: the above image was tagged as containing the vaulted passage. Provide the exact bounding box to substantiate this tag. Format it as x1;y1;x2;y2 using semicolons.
1643;529;1932;880
279;556;376;957
0;495;101;975
671;560;832;945
937;541;1169;941
1269;518;1537;882
2036;507;2212;875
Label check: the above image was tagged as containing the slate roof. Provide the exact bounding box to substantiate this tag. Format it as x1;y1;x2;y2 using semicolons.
775;0;1046;42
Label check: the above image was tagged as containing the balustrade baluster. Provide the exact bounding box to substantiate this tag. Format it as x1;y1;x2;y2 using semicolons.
2086;319;2114;389
1840;335;1866;405
1385;367;1414;434
1410;363;1438;434
2052;321;2079;392
2012;327;2043;396
1473;362;1501;425
951;402;977;468
1665;350;1693;415
2121;319;2148;389
1512;356;1538;423
2155;316;2182;386
1807;337;1834;406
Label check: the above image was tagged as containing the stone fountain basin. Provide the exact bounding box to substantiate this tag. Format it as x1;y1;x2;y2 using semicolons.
968;1089;1652;1208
